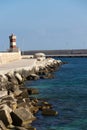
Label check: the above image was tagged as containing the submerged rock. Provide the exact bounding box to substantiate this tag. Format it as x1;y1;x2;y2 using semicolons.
42;109;58;116
28;88;39;95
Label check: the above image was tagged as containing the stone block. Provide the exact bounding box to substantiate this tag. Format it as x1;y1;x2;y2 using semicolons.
27;74;39;80
11;107;36;126
15;126;27;130
6;72;18;85
28;88;39;95
20;89;29;98
0;120;7;130
0;91;7;98
15;73;23;84
1;95;15;102
0;109;12;126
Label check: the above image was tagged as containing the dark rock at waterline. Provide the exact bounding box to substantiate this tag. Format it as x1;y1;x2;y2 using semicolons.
38;68;49;75
62;61;68;64
42;109;58;116
39;102;53;110
19;89;29;98
15;126;36;130
28;88;39;95
11;107;36;126
13;126;27;130
46;64;59;72
40;73;54;79
26;74;39;80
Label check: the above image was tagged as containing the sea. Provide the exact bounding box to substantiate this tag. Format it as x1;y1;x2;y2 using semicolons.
25;57;87;130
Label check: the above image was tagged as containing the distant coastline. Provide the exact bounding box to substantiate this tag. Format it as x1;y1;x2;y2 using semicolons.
22;49;87;57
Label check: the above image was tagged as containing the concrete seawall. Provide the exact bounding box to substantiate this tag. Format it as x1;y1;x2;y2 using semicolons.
0;52;21;64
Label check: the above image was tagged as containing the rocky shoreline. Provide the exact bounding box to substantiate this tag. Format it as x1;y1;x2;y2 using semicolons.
0;58;62;130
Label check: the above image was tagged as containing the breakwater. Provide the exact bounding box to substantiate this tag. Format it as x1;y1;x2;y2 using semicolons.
0;57;62;130
23;49;87;57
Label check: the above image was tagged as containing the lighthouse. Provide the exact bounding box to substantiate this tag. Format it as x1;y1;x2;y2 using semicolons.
9;34;19;52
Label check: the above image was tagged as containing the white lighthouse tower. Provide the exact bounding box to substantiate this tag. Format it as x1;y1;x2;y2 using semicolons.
9;34;19;52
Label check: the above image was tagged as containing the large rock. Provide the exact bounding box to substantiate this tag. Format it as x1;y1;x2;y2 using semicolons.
1;95;15;102
19;89;29;98
14;126;28;130
0;74;8;82
0;120;7;130
6;82;20;95
15;126;36;130
0;75;8;90
15;73;23;84
40;73;54;79
0;105;12;126
27;74;39;80
18;69;29;80
0;91;8;98
6;72;18;85
28;88;39;95
42;109;58;116
11;107;36;126
39;102;52;111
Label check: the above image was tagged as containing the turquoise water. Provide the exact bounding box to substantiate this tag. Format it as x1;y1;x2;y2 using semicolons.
25;58;87;130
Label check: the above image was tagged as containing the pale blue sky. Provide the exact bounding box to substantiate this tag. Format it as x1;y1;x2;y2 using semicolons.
0;0;87;51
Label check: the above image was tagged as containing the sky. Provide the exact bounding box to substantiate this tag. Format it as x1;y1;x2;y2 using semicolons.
0;0;87;51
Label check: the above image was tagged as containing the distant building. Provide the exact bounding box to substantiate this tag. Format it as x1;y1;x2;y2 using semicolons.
9;34;20;52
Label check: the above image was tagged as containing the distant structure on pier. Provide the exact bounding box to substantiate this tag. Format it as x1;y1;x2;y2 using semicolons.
9;34;19;52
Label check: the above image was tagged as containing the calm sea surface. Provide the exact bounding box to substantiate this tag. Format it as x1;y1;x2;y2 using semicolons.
25;57;87;130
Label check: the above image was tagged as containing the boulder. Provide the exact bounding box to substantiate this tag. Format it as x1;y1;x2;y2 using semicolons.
0;91;8;98
13;89;22;97
27;74;39;80
28;88;39;95
0;120;7;130
15;126;36;130
6;82;20;95
39;101;52;111
42;109;58;116
1;95;15;102
0;104;12;114
6;72;18;85
9;102;17;111
15;73;23;84
40;73;54;79
18;69;29;79
14;126;28;130
19;89;29;98
0;74;8;83
0;105;12;126
11;107;36;126
17;101;27;108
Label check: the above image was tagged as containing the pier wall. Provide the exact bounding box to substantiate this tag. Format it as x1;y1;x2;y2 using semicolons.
0;52;21;64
